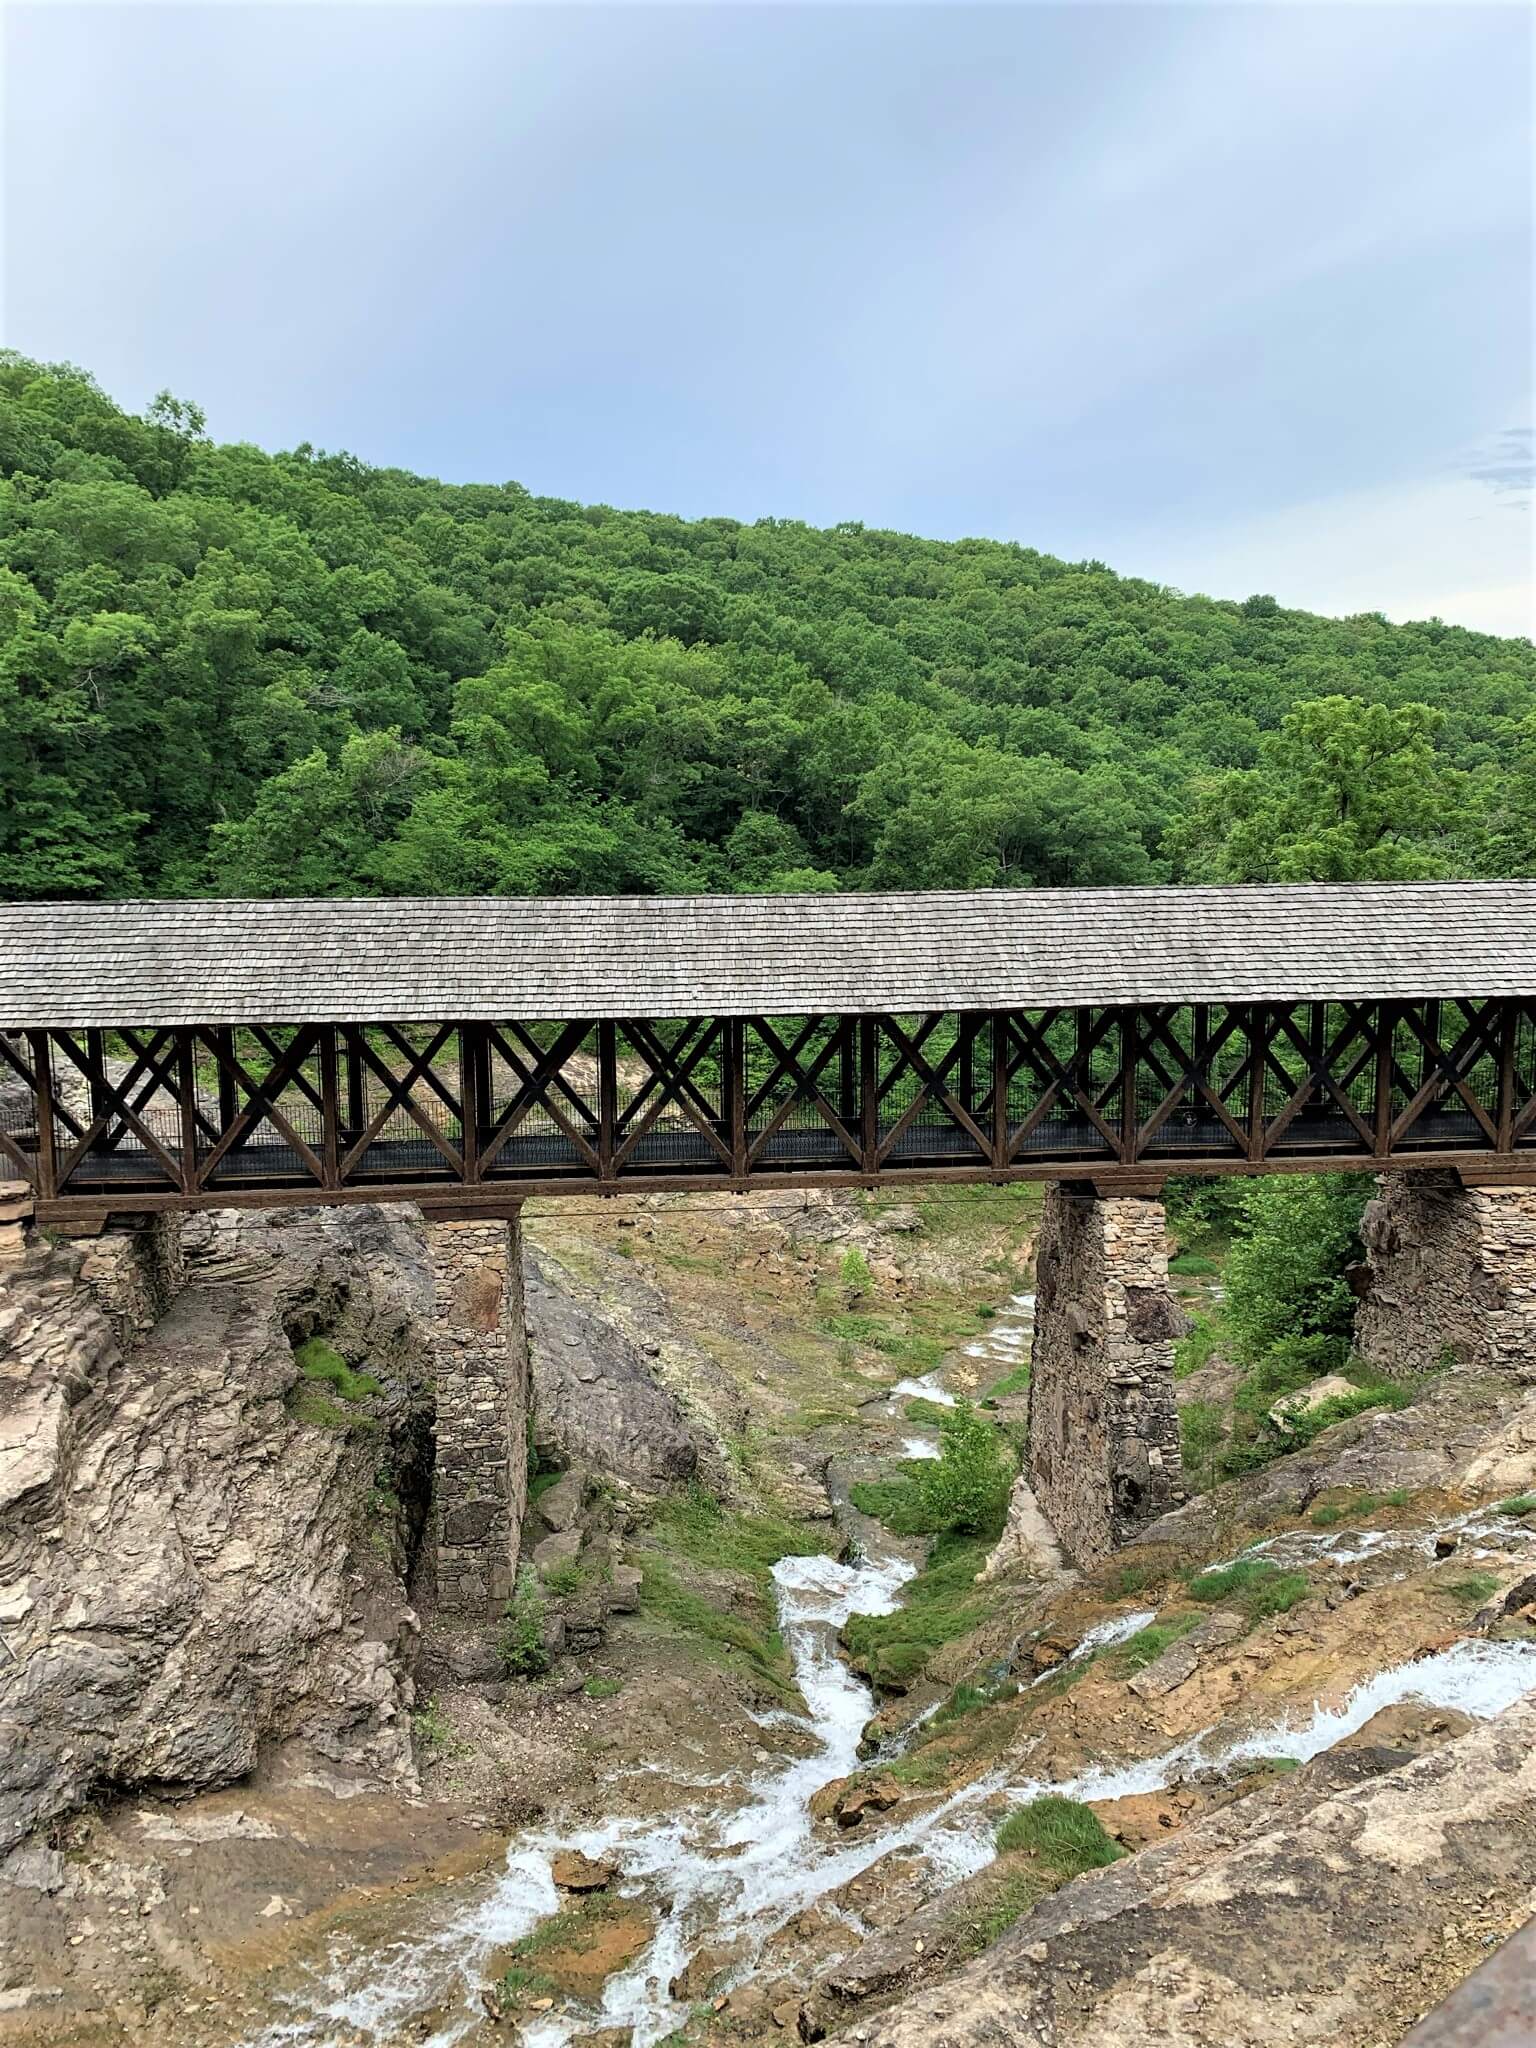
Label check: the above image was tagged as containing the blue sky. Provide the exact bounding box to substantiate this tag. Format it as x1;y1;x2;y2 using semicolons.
4;2;1531;635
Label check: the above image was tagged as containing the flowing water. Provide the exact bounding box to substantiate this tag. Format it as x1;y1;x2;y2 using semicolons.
249;1543;1536;2048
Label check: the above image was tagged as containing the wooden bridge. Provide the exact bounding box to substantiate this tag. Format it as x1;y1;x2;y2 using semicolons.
2;882;1534;1226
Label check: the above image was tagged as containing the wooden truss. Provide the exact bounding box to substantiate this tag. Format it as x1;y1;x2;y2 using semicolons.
8;998;1536;1221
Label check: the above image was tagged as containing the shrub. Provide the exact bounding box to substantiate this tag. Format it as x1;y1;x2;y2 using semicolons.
994;1795;1123;1877
840;1247;873;1299
498;1565;550;1678
1174;1310;1224;1379
292;1336;381;1402
543;1559;585;1599
1221;1175;1371;1372
915;1401;1014;1537
1497;1493;1536;1517
1180;1398;1227;1490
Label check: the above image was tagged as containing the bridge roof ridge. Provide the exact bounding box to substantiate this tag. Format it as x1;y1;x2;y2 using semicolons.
0;880;1531;1027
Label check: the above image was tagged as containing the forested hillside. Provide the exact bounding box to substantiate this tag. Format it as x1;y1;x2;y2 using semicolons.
3;353;1532;902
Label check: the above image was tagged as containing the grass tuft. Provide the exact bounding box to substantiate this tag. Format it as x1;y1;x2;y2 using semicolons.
994;1795;1124;1876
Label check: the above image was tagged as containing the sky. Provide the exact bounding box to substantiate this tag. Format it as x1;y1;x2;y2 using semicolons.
3;1;1532;637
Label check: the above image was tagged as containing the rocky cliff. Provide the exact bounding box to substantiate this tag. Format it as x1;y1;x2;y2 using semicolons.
0;1206;435;1859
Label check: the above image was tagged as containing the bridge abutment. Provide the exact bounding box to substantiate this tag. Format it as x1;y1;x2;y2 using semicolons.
1356;1169;1536;1384
424;1212;530;1616
1027;1181;1185;1566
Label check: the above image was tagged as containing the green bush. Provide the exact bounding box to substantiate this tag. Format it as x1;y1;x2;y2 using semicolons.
543;1559;585;1599
839;1248;873;1298
1180;1398;1227;1490
498;1565;550;1678
1497;1492;1536;1517
916;1401;1014;1536
292;1336;381;1402
1222;1175;1371;1371
1185;1557;1309;1618
994;1795;1123;1877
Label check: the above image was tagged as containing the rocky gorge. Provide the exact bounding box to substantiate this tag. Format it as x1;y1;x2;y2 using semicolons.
3;1181;1536;2048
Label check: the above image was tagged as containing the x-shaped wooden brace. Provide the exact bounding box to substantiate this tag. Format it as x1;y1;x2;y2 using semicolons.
1002;1008;1121;1159
0;1035;53;1183
339;1024;463;1179
198;1025;326;1185
90;1028;221;1155
1134;1005;1250;1154
479;1021;598;1175
1262;1003;1379;1153
745;1016;860;1168
1390;999;1502;1148
51;1029;186;1188
875;1014;991;1167
614;1019;731;1172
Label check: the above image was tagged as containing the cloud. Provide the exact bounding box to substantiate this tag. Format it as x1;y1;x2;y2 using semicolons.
1467;427;1535;500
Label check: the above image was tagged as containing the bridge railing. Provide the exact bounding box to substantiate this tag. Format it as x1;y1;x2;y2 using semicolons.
2;998;1533;1215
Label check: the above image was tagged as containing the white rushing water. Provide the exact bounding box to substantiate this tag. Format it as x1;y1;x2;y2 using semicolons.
248;1537;1536;2048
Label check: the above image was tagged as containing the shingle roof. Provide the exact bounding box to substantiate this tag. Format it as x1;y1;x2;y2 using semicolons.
0;883;1531;1027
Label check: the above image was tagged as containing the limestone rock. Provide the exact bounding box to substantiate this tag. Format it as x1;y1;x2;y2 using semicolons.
834;1774;902;1827
979;1471;1067;1584
538;1469;586;1532
552;1848;616;1892
873;1206;923;1235
855;1696;1536;2048
524;1252;703;1488
533;1527;581;1573
669;1940;744;1999
0;1206;430;1855
607;1564;643;1614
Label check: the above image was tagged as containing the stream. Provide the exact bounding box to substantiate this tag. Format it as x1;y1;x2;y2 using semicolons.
251;1527;1536;2048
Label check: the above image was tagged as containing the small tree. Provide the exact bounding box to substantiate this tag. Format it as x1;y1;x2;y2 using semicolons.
497;1564;549;1678
840;1247;872;1302
916;1400;1014;1537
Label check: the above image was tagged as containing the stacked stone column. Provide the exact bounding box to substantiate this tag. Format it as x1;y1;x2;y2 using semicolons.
1356;1169;1536;1383
1027;1181;1184;1566
424;1212;530;1615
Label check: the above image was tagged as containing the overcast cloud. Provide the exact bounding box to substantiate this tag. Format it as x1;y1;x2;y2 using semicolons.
4;1;1530;634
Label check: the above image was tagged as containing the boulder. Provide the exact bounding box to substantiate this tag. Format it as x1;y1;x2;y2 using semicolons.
874;1206;924;1235
552;1848;616;1892
533;1527;581;1574
670;1941;744;2000
446;1634;503;1683
834;1774;902;1828
607;1564;643;1614
538;1469;585;1533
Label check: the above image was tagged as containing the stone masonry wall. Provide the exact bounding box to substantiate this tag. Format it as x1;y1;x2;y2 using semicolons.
77;1216;186;1346
425;1214;530;1614
1028;1183;1184;1567
1356;1169;1536;1384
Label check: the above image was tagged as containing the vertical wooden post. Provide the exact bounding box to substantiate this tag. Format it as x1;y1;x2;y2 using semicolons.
345;1029;365;1139
1373;1001;1396;1161
29;1032;58;1200
1118;1009;1139;1164
1246;1005;1267;1163
991;1011;1009;1170
215;1027;239;1133
85;1027;109;1126
176;1028;201;1193
726;1018;747;1179
958;1013;975;1128
320;1025;341;1188
457;1023;480;1184
598;1020;617;1184
1497;998;1516;1157
838;1015;857;1132
860;1015;878;1175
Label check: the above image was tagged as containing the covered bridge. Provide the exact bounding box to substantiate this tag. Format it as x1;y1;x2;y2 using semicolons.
1;880;1533;1223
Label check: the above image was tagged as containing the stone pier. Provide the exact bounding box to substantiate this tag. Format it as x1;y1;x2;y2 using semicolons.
1356;1169;1536;1384
424;1212;530;1614
1027;1181;1184;1566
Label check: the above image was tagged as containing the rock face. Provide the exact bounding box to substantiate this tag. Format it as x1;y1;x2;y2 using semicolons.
863;1699;1536;2048
1028;1184;1185;1566
1357;1168;1536;1383
0;1205;437;1856
524;1248;702;1489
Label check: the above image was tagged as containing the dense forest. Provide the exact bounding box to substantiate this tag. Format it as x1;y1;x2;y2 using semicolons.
2;352;1532;903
